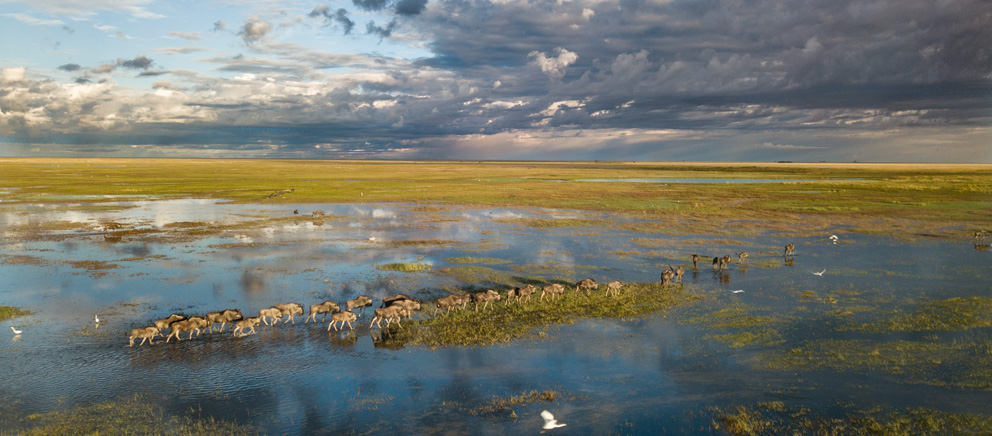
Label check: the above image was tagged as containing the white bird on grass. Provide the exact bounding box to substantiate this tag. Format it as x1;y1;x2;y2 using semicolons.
730;290;745;294
94;314;101;323
813;269;826;276
541;410;567;429
10;326;22;335
368;236;376;242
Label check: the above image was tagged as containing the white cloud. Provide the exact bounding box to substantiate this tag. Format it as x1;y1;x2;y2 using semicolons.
5;0;163;19
2;12;64;26
528;47;578;81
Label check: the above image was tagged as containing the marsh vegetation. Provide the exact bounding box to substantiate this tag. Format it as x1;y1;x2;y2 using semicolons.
0;159;989;434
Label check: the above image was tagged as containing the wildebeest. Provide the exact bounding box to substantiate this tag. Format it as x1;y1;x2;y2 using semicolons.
387;299;421;318
713;255;730;270
606;280;623;297
166;316;208;342
328;311;358;331
454;293;472;309
154;314;186;332
737;251;749;264
273;303;304;324
692;254;700;268
575;278;598;296
370;306;409;329
306;301;341;324
233;317;262;337
516;284;537;303
128;326;161;347
381;294;412;307
976;230;989;239
346;296;374;317
784;243;795;256
672;265;684;283
540;283;566;302
661;268;675;285
312;210;325;217
259;307;283;325
206;309;243;333
473;290;501;311
434;295;462;316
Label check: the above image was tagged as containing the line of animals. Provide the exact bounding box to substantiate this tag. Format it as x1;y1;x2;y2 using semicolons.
127;280;626;347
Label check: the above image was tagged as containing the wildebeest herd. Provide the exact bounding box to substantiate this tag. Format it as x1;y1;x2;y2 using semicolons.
126;279;627;347
127;242;809;347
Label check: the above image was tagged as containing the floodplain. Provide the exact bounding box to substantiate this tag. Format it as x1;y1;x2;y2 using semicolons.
0;159;990;435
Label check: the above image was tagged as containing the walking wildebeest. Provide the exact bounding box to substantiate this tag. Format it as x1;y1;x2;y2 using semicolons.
259;307;283;326
167;316;208;342
381;294;412;307
346;296;374;317
737;251;749;264
273;303;304;324
154;314;186;332
661;267;675;285
207;309;243;333
672;265;684;283
306;301;341;324
473;290;501;311
540;283;566;302
128;326;161;347
575;278;598;296
370;306;409;329
387;299;421;318
606;280;623;297
434;295;462;316
784;243;795;256
516;284;537;303
692;254;700;268
328;311;359;331
233;317;262;336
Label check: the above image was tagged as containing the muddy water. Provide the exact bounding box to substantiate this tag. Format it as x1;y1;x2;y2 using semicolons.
0;199;989;434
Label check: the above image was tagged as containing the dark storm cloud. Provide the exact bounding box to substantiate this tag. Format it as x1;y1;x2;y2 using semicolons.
394;0;427;16
308;4;355;35
120;55;153;70
352;0;388;12
57;63;82;72
366;20;396;39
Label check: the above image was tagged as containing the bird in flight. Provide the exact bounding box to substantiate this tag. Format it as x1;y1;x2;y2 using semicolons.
813;269;826;276
541;410;567;429
730;290;745;294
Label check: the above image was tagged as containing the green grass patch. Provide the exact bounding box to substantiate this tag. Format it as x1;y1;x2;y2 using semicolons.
443;257;512;265
388;282;700;348
842;296;992;333
3;394;260;436
709;403;992;436
0;306;31;322
376;262;432;272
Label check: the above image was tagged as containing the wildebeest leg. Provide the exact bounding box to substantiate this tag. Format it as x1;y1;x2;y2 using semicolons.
321;313;329;323
346;321;354;330
139;337;148;346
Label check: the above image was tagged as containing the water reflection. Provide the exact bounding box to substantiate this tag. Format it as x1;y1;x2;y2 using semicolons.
0;199;990;434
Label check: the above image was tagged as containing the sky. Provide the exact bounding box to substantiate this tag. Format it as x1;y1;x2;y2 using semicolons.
0;0;990;162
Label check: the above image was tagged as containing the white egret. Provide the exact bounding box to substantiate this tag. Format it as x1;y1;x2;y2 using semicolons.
10;326;22;335
813;269;826;276
541;410;566;429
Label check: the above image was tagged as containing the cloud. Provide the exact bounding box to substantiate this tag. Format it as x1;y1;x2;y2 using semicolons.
2;12;64;26
154;47;208;55
167;31;203;42
213;21;226;32
395;0;428;16
353;0;389;12
366;20;396;39
58;63;83;72
528;48;578;81
239;16;272;45
758;142;825;150
120;55;153;70
308;4;355;35
4;0;164;19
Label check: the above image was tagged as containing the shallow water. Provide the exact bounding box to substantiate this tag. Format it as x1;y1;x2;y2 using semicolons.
0;199;989;434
